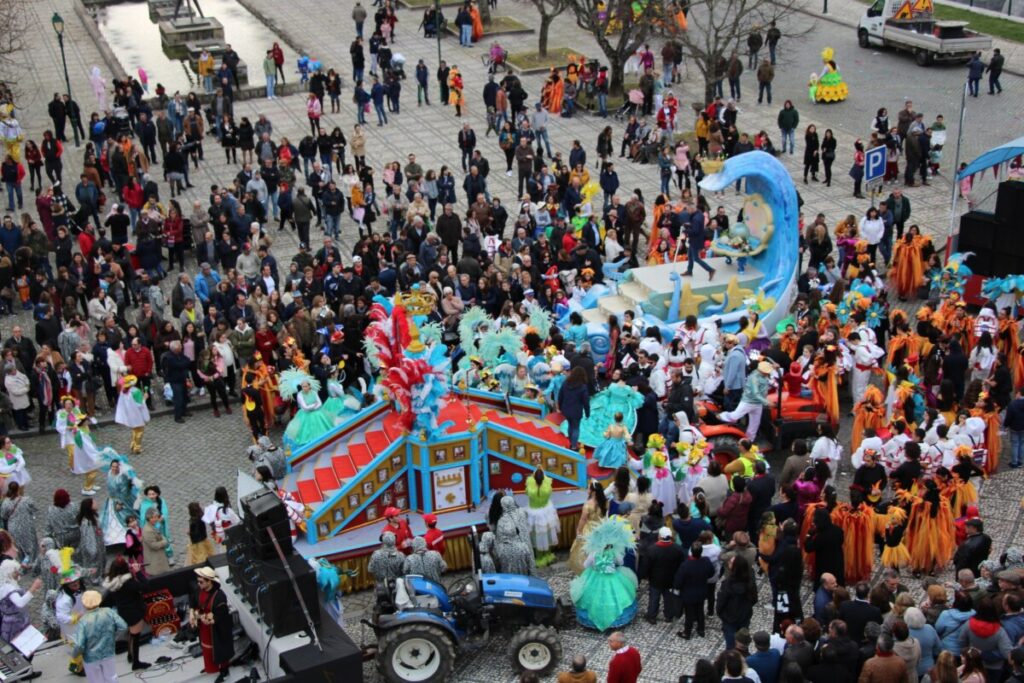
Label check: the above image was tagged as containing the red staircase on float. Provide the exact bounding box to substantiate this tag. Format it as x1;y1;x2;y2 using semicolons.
286;401;573;511
286;414;400;506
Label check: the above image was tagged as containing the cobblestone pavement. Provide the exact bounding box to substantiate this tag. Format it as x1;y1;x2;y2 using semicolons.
5;0;1024;680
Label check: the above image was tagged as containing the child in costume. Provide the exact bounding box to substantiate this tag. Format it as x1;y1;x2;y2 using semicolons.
628;434;677;511
878;504;910;570
593;412;630;469
525;469;560;567
114;375;150;454
570;516;638;631
55;397;101;496
0;437;30;488
139;485;174;564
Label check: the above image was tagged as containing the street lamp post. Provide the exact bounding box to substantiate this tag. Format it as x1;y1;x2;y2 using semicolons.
51;13;81;148
435;0;443;66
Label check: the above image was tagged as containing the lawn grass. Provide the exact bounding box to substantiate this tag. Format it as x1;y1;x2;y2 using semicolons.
933;4;1024;43
397;0;462;8
442;15;532;39
505;47;583;73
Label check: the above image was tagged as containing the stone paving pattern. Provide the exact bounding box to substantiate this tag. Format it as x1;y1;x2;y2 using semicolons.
4;0;1024;680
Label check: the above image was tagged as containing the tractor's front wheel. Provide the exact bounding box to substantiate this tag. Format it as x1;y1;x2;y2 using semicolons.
379;624;456;683
508;625;562;676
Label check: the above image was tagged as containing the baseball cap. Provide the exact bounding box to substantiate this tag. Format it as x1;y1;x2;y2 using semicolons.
658;527;672;540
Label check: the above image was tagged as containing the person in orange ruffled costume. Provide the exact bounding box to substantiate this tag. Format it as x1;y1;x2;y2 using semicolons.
904;480;955;577
889;225;931;301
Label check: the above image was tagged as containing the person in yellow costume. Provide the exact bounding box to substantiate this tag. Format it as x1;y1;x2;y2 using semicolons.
814;47;848;103
0;105;25;163
447;67;465;116
114;375;150;454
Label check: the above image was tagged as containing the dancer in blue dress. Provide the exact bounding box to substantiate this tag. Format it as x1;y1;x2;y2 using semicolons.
593;412;630;469
570;516;638;631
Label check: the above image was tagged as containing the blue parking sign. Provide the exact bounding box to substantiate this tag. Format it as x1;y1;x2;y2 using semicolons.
864;145;886;185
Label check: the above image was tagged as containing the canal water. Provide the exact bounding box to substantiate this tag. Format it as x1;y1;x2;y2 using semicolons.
95;0;297;95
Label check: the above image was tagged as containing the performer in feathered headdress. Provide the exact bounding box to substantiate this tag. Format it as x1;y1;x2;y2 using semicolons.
0;436;30;489
570;515;638;631
54;547;86;674
279;369;337;447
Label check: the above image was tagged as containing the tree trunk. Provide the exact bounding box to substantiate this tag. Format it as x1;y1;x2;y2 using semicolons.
538;14;554;57
704;76;716;105
608;55;624;98
479;0;492;25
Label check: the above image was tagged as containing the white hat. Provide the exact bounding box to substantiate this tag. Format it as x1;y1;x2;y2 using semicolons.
658;527;673;540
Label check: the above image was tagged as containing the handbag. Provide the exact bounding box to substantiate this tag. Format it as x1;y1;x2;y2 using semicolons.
849;164;863;181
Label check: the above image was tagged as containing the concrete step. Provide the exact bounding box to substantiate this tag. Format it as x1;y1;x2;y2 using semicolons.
597;295;633;316
582;308;607;324
618;281;648;307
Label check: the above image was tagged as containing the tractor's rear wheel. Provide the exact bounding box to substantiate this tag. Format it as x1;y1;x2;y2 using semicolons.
710;435;740;470
508;625;562;676
379;624;455;683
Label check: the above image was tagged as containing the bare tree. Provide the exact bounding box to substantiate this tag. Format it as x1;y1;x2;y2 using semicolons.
529;0;568;57
565;0;660;97
0;0;29;102
674;0;811;103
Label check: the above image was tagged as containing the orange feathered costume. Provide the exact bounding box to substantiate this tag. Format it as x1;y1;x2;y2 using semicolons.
889;235;930;299
851;385;887;453
905;488;955;573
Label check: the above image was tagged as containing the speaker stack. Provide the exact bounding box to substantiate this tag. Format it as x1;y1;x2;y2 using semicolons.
958;182;1024;277
223;491;321;638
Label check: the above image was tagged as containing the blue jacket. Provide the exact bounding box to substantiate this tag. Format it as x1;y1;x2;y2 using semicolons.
934;607;974;655
73;607;127;664
672;556;714;604
723;347;747;391
968;57;985;80
1002;611;1024;647
747;649;781;683
371;83;386;105
910;623;941;676
194;270;221;304
557;382;590;421
1004;397;1024;431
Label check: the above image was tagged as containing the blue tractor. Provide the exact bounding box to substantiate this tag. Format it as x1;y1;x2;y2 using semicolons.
363;527;566;682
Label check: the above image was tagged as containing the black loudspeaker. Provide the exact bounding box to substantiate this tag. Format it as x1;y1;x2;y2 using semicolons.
996;180;1024;227
992;252;1024;278
964;250;993;276
278;621;364;680
251;555;321;638
241;488;293;559
958;211;1000;251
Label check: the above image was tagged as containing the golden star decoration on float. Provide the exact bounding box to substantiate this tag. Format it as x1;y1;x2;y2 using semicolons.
710;276;755;313
677;282;709;318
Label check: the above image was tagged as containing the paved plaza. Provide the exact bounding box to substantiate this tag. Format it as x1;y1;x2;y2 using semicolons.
3;0;1024;680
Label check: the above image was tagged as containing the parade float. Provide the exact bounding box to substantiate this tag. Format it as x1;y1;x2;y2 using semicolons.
281;290;587;591
571;151;801;358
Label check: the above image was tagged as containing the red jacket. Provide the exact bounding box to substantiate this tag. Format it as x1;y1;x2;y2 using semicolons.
423;527;446;556
122;183;145;210
78;230;96;258
124;346;155;378
607;647;642;683
164;214;184;245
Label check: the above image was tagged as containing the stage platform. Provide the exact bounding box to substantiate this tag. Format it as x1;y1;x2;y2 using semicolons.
583;257;765;323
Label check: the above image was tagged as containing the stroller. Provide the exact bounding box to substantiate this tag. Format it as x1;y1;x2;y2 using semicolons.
388;53;407;80
613;89;643;120
421;8;445;37
483;42;509;74
110;105;133;138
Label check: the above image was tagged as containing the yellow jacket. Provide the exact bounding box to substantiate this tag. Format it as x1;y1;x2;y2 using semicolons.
198;54;215;77
695;116;710;139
